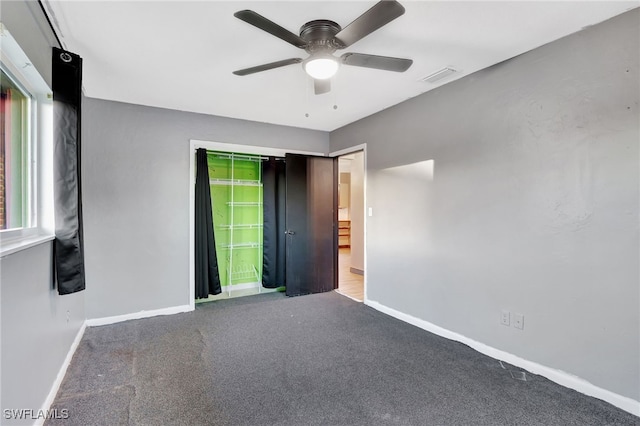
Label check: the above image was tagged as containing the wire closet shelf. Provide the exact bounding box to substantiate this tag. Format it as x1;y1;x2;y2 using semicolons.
208;151;264;295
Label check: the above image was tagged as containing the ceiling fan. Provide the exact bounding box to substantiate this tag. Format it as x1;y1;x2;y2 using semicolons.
232;0;413;95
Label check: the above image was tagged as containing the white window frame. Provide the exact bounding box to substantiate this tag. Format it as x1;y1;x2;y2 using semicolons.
1;64;36;233
0;23;54;257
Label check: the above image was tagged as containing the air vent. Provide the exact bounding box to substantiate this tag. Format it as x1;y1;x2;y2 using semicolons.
420;67;458;83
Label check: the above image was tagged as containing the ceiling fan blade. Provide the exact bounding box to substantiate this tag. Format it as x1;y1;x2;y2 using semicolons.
341;53;412;72
334;0;405;48
314;79;331;95
233;58;303;76
234;10;307;48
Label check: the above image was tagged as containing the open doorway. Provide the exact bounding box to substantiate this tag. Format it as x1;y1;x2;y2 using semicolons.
336;151;365;302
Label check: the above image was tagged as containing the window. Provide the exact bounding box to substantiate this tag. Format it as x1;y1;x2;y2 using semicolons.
0;23;53;255
1;67;33;231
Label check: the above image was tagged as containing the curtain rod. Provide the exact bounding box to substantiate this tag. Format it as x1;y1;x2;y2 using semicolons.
38;1;64;49
205;151;285;161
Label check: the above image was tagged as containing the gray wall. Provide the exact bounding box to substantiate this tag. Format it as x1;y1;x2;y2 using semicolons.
82;98;329;319
1;245;86;421
0;1;86;420
331;10;639;401
349;151;365;271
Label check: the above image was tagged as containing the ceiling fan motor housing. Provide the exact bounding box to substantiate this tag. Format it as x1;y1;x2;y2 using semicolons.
300;20;344;54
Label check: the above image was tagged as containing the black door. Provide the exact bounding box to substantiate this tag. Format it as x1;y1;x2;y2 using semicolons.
285;154;337;296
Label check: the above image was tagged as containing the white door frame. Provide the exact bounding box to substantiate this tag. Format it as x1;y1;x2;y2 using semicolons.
188;139;324;310
329;143;368;302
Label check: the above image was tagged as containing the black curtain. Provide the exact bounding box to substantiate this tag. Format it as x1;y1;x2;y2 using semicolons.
262;157;286;288
194;149;221;299
53;47;85;295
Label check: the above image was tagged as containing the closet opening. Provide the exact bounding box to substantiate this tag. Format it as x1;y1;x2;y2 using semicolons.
191;143;338;305
197;150;285;303
336;151;365;302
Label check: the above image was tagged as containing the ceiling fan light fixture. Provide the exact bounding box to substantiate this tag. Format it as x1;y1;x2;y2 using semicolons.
233;1;411;94
303;55;339;80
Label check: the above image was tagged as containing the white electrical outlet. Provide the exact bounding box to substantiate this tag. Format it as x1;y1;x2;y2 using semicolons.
501;310;510;326
514;313;524;330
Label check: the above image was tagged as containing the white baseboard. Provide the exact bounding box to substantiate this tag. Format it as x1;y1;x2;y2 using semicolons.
34;304;192;425
35;321;87;426
365;299;640;417
86;304;193;327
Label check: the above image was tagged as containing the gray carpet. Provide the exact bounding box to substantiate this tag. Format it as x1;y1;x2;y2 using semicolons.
46;291;638;426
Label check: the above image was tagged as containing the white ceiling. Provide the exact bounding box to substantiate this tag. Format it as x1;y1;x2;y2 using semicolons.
43;1;637;132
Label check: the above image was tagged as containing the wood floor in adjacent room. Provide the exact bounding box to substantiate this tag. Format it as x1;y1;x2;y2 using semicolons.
337;247;364;302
